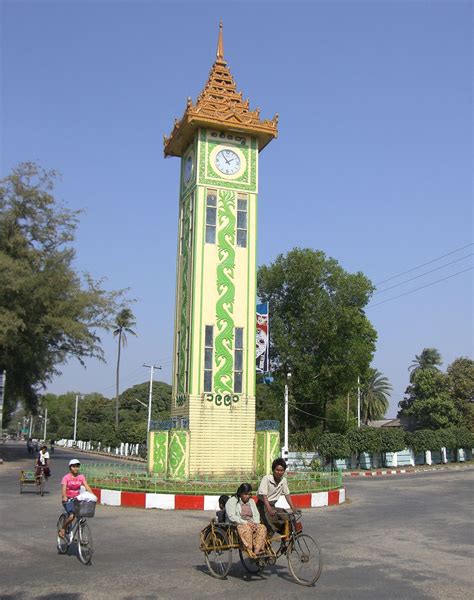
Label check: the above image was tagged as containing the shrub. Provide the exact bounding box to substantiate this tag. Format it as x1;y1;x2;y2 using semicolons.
374;428;407;453
317;433;350;461
346;427;379;455
410;429;442;453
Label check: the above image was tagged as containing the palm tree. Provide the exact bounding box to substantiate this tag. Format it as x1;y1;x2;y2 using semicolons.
408;348;442;382
361;368;392;424
113;308;137;429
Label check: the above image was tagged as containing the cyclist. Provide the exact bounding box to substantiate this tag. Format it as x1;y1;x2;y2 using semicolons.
36;444;51;480
257;457;296;534
59;459;94;538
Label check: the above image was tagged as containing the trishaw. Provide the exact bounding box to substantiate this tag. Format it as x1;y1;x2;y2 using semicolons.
199;510;322;586
19;467;46;496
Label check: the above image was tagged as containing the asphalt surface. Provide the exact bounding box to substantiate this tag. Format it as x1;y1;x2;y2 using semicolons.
0;442;473;600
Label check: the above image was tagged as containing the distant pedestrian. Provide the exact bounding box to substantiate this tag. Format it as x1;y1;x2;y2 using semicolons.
26;438;33;455
50;439;55;455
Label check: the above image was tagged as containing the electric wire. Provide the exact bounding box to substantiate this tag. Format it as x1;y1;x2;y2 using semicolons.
374;254;473;295
368;267;473;309
374;243;473;286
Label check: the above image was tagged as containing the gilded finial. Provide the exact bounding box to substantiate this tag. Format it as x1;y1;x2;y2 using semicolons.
216;19;225;62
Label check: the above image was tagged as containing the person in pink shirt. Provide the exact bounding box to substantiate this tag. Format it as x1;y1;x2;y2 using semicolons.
59;459;94;538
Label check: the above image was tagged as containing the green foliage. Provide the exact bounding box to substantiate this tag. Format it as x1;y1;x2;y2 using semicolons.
0;162;127;423
255;381;282;424
257;248;377;429
113;307;137;428
446;357;474;429
408;429;443;452
374;428;407;453
326;395;357;434
317;432;350;460
408;348;442;382
40;381;172;446
346;427;380;454
360;368;392;424
289;427;321;452
399;369;462;429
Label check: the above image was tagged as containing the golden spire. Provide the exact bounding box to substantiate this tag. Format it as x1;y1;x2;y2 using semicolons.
163;20;278;157
216;19;225;63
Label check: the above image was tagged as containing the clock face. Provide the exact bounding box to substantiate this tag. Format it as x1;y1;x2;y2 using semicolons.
215;149;241;175
184;155;193;182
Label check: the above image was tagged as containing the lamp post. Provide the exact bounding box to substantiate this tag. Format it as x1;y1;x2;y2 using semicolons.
143;364;162;433
73;394;84;443
281;371;291;459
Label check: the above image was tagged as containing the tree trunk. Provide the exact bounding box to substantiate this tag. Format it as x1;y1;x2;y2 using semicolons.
115;331;122;429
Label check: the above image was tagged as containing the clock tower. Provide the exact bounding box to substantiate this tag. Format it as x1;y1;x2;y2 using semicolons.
156;23;278;478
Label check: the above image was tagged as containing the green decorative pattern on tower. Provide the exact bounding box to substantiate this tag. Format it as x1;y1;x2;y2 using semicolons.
214;189;236;394
178;195;191;396
168;430;188;479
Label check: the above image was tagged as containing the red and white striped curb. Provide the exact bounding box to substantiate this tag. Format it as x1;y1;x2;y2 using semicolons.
346;469;415;477
90;487;345;510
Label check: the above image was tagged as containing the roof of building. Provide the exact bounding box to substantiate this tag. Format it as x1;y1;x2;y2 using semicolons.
367;419;402;428
163;21;278;157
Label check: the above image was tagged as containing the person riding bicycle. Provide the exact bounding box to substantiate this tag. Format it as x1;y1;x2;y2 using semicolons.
59;459;94;538
35;445;51;480
257;457;296;534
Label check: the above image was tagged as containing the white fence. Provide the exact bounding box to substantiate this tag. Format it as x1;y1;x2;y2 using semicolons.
288;447;473;471
57;439;143;458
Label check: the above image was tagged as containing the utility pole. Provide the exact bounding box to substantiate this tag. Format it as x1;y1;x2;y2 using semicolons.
43;407;48;441
143;364;162;432
73;394;84;443
357;376;361;428
281;372;291;459
29;415;33;437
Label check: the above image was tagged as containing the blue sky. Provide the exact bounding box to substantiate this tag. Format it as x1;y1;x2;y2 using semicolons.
1;0;472;417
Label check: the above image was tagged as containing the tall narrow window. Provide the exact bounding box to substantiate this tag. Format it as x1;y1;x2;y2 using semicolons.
234;327;243;393
206;190;217;244
204;325;214;392
178;204;184;255
236;195;247;248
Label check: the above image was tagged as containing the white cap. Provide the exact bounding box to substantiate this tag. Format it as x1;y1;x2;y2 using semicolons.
69;459;81;466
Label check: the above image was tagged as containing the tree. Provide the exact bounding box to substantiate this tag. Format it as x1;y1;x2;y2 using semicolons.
257;248;377;430
113;308;137;429
408;348;442;382
398;369;462;429
317;432;350;466
360;368;392;424
446;357;474;429
0;162;126;423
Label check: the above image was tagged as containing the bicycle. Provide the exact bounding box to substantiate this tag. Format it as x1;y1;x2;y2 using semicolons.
56;500;95;565
200;510;323;586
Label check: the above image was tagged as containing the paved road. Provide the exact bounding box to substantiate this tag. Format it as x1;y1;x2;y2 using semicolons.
0;442;473;600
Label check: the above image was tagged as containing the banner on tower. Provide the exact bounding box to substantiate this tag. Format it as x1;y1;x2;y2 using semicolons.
256;303;269;373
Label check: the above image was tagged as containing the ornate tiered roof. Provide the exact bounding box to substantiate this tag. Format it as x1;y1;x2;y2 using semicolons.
163;22;278;157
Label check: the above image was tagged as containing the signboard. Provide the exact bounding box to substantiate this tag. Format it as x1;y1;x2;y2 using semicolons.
0;370;5;434
256;303;269;373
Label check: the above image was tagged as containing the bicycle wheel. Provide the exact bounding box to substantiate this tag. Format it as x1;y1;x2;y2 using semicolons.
287;534;323;586
238;548;265;574
77;520;94;565
56;515;69;554
204;527;232;579
40;475;45;496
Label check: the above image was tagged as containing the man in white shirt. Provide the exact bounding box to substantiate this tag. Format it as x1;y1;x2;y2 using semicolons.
257;457;296;533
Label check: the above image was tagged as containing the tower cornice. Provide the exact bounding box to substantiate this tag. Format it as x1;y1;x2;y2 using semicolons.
164;22;278;157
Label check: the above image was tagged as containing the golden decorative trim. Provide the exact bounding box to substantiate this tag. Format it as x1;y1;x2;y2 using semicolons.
164;22;278;157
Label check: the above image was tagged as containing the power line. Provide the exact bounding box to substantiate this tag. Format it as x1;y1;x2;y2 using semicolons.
368;267;473;309
374;253;473;295
375;243;473;286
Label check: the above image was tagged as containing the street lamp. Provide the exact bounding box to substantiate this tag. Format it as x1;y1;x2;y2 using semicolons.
143;364;162;433
281;371;291;459
37;409;48;441
73;394;84;443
